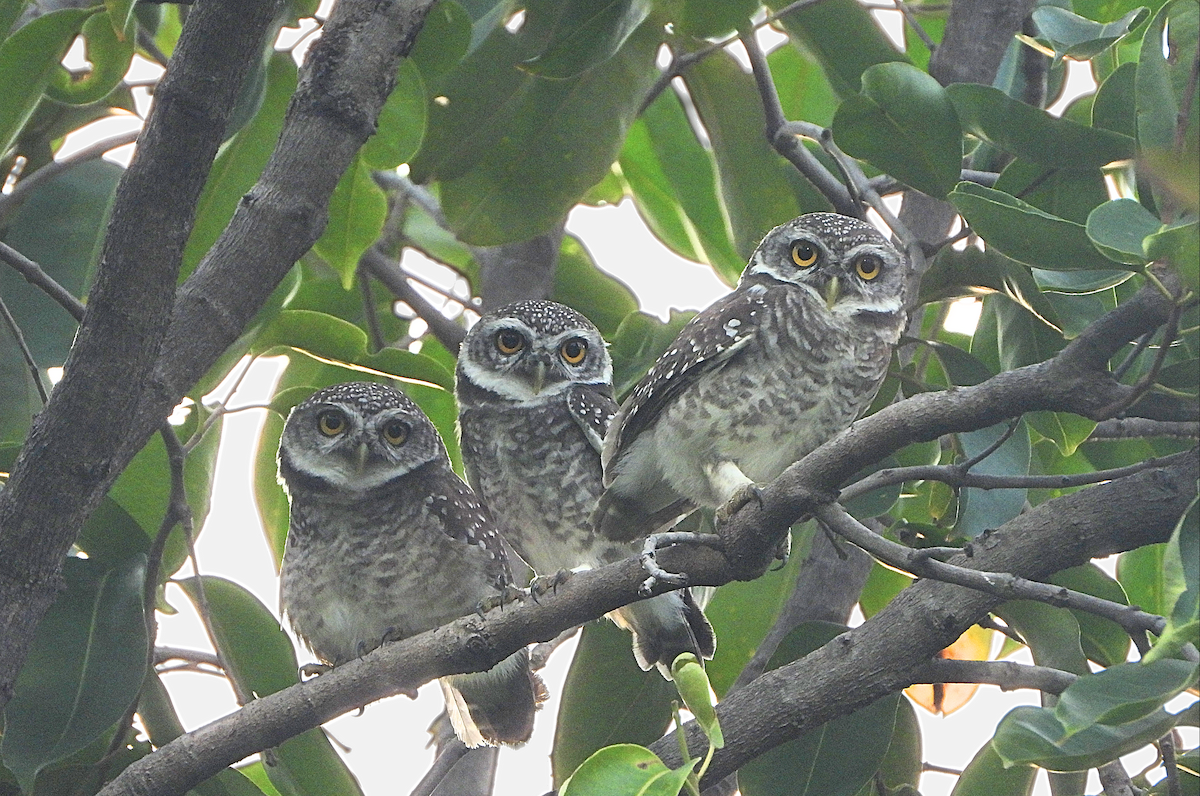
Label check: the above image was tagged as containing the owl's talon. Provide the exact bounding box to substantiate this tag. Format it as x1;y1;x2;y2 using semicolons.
716;483;765;525
299;662;331;679
530;570;572;601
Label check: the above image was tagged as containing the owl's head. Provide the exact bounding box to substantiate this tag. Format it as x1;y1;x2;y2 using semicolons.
279;382;447;492
456;300;612;404
740;213;906;316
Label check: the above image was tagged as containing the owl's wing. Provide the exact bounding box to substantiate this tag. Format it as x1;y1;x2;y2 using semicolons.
567;383;618;456
423;469;513;582
602;289;764;476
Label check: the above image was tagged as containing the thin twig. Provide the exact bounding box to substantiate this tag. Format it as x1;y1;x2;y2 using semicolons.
740;31;858;216
0;242;87;321
913;657;1078;694
183;356;257;455
958;416;1021;470
1114;330;1155;380
358;270;387;351
891;0;938;53
1096;302;1181;419
361;247;466;352
814;502;1171;639
840;450;1196;505
0;130;142;221
0;295;48;404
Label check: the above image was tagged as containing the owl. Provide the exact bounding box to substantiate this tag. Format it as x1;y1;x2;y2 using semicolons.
456;300;714;678
595;213;907;542
277;382;543;747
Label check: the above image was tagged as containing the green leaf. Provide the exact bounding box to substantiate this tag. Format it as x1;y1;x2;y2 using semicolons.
677;0;758;38
183;52;298;279
955;421;1031;539
359;58;426;169
832;62;961;199
559;744;694;796
1055;659;1198;736
409;0;472;78
1144;220;1200;292
552;234;639;339
739;622;901;796
1118;543;1170;618
178;577;364;796
1146;496;1200;661
608;310;694;400
254;410;289;565
1092;61;1138;138
1032;6;1149;61
917;246;1063;332
1;556;147;792
251;309;455;390
765;0;907;98
704;526;804;696
950;740;1036;796
682;50;813;260
410;0;659;244
770;41;839;128
947;83;1135;169
949;182;1128;272
670;654;723;748
520;0;651;79
0;7;95;155
618;87;743;282
104;0;137;38
996;599;1089;676
993;703;1181;771
1085;198;1161;265
1137;1;1198;155
312;153;387;289
45;11;133;105
1025;412;1096;457
551;623;676;787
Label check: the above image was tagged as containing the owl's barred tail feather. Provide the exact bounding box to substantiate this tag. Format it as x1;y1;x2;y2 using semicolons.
609;589;715;679
440;648;547;747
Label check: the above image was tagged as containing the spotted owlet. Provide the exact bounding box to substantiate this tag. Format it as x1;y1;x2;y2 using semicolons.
456;300;714;678
277;382;543;747
595;213;907;541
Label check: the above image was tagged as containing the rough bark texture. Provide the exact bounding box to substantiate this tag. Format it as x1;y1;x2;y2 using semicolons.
0;0;438;710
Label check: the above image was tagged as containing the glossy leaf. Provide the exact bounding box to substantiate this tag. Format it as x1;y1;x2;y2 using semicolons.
1119;543;1170;617
949;182;1126;272
1025;412;1096;458
1;556;147;792
410;0;659;244
521;0;651;79
559;744;694;796
618;87;743;282
683;50;813;260
1146;496;1200;662
950;740;1036;796
409;0;472;78
678;0;757;38
1055;659;1198;736
0;7;94;156
1032;6;1149;61
1092;61;1138;138
671;654;723;748
765;0;907;98
832;62;961;198
1144;220;1200;292
45;11;133;105
552;234;639;339
740;622;900;796
955;421;1031;539
551;622;676;787
1137;1;1198;155
947;83;1135;169
1086;198;1160;265
312;153;387;289
993;703;1180;771
359;58;426;169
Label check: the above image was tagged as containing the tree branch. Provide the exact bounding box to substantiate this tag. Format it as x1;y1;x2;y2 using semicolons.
0;0;281;708
912;658;1078;695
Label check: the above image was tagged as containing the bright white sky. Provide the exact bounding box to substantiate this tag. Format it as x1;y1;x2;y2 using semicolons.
42;5;1193;796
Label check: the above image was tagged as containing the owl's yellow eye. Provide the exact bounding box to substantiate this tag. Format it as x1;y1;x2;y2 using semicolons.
495;330;524;355
855;255;882;280
381;419;409;445
561;338;588;364
790;240;818;267
317;410;346;437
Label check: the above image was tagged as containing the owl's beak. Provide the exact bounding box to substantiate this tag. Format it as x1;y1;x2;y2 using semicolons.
530;361;547;395
354;441;370;474
824;275;841;309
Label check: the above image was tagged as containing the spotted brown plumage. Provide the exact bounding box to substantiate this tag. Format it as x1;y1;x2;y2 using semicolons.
456;300;714;678
277;382;543;747
595;213;908;542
